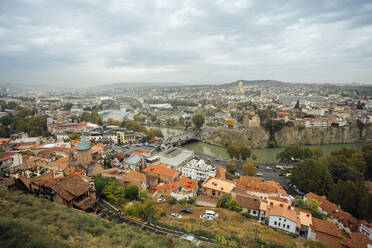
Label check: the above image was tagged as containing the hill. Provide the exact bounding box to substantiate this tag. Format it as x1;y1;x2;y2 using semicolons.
0;185;201;248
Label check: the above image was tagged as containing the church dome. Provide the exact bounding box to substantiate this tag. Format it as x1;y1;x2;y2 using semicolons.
77;137;90;151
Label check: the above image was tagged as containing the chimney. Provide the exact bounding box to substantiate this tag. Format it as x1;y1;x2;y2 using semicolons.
280;203;283;207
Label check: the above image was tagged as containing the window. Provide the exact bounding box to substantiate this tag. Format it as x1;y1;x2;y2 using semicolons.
252;211;256;214
279;218;281;221
212;190;216;196
287;225;290;229
274;221;277;225
278;223;281;227
284;219;286;222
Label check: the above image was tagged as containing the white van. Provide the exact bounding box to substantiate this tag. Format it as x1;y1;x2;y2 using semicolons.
205;210;218;218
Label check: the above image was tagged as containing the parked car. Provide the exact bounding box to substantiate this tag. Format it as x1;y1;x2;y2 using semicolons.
200;214;212;220
181;208;193;214
180;235;200;245
265;166;272;170
157;198;166;203
205;210;218;218
171;213;182;218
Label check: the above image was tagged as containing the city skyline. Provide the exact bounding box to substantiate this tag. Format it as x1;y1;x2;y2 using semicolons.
1;0;372;87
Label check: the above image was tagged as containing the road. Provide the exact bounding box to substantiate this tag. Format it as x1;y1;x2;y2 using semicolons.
96;199;214;244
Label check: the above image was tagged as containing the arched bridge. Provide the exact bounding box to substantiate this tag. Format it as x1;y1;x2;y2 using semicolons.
161;131;199;149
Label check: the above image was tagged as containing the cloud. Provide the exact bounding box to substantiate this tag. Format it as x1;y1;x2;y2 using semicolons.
0;0;371;87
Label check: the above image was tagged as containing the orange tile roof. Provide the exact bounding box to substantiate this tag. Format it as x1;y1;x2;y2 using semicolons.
154;176;197;192
312;217;343;239
0;138;10;144
0;152;14;162
202;176;235;193
126;170;146;181
142;163;177;177
305;192;359;231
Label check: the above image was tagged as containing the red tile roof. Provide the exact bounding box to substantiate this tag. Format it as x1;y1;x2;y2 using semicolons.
142;163;177;177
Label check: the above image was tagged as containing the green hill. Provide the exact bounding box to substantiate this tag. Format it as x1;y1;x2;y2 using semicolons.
0;185;202;248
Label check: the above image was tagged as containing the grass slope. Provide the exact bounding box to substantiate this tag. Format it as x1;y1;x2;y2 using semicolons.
0;185;201;248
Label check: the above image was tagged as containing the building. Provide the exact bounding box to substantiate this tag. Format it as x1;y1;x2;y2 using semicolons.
181;159;216;181
233;190;261;217
304;118;328;128
262;198;313;238
243;115;261;128
76;137;92;168
124;155;145;171
310;217;344;248
0;152;23;170
142;163;178;189
157;147;194;172
153;176;197;200
18;173;96;211
102;168;147;189
235;176;288;200
117;130;136;144
360;221;372;241
304;192;359;233
201;177;235;199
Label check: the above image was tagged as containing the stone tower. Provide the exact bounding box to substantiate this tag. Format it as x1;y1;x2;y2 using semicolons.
76;137;92;167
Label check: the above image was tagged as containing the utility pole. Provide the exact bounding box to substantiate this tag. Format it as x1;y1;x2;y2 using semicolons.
80;222;84;248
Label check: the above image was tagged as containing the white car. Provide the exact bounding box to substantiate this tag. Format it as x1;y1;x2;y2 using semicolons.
180;235;200;245
200;214;212;220
171;213;182;218
205;210;218;218
157;198;166;203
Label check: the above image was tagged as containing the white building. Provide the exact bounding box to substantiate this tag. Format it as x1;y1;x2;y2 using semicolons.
181;159;216;181
304;118;328;128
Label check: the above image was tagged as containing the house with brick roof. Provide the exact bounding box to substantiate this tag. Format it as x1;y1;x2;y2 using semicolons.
304;192;359;233
201;176;235;199
309;217;344;248
18;173;96;211
235;176;288;201
142;163;178;189
262;197;313;238
153;176;197;200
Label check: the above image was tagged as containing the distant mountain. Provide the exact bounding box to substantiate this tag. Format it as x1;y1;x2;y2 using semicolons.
0;82;55;93
217;80;291;87
92;82;186;89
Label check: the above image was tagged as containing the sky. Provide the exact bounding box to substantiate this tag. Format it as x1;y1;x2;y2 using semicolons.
0;0;372;87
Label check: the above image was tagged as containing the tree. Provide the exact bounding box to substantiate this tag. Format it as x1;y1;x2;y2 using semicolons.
192;114;205;129
217;194;241;212
361;144;372;179
226;163;238;174
63;103;73;111
295;100;300;109
277;144;313;162
102;180;125;204
242;162;257;176
150;115;157;123
227;144;240;160
92;176;111;198
328;180;366;218
124;185;139;200
291;158;334;195
312;147;324;158
69;132;80;140
178;116;185;125
327;147;366;183
251;154;257;161
239;147;251;160
80;112;91;122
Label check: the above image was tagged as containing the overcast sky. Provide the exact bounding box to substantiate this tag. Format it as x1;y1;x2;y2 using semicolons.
1;0;372;87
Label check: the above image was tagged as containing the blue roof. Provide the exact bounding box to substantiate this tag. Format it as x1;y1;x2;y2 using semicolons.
0;162;13;169
126;155;142;164
77;137;90;151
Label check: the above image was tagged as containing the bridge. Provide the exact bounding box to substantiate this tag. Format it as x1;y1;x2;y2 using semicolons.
161;131;199;150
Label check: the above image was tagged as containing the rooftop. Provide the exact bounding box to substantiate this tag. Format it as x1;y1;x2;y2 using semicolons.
76;137;91;151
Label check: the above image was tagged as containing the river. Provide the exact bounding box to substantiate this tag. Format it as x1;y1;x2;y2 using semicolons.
183;142;367;163
151;127;368;163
